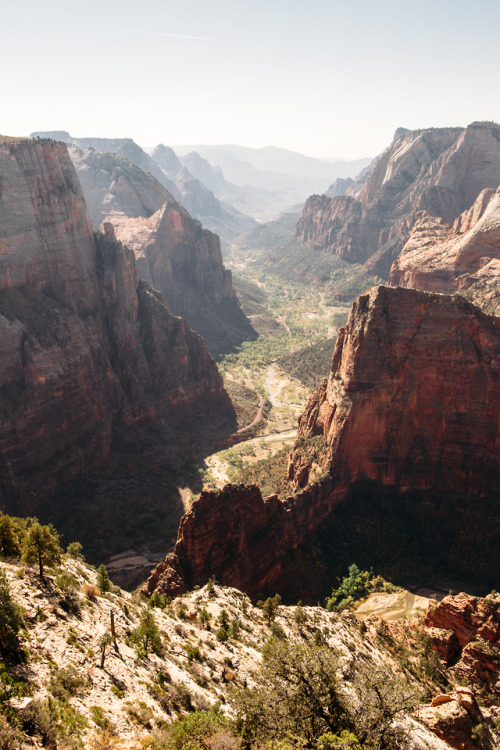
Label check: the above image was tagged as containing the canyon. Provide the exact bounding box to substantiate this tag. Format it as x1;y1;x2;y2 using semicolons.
145;285;500;600
0;137;234;518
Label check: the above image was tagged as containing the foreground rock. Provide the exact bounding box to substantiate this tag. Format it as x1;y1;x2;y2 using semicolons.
296;122;500;276
146;286;500;599
0;138;234;508
1;554;460;750
389;186;500;314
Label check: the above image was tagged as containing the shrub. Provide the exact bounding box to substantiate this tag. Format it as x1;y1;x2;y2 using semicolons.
96;565;111;595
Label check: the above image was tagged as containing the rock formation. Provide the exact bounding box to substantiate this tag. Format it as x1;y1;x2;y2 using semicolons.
389;187;500;314
425;593;500;696
0;138;234;507
67;144;256;356
296;122;500;276
143;479;337;599
150;144;257;242
296;285;500;499
146;285;500;598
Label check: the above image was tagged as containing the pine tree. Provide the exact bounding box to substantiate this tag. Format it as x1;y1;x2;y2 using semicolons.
0;515;20;558
0;569;24;661
96;564;111;595
21;520;62;579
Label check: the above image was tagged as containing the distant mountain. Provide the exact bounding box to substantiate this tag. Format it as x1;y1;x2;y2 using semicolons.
31;132;256;244
296;122;500;277
174;143;371;182
67;143;256;356
172;144;372;221
150;144;257;243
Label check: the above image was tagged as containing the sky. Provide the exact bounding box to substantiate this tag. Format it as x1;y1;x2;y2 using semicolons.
2;0;499;159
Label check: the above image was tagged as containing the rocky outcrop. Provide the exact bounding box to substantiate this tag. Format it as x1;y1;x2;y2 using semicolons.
146;285;500;599
296;285;500;500
296;122;500;276
425;593;500;700
143;478;337;599
389;187;500;314
150;144;257;243
67;144;256;356
325;177;354;198
420;688;487;750
0;138;234;507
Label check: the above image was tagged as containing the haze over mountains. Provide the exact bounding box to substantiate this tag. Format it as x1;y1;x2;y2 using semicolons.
1;117;500;749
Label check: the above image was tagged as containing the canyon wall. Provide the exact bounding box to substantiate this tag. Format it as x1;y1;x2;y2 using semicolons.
0;139;234;507
69;144;256;356
146;285;500;598
389;187;500;315
296;122;500;276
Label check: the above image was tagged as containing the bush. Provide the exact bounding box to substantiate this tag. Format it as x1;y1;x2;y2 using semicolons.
131;608;163;656
48;665;85;700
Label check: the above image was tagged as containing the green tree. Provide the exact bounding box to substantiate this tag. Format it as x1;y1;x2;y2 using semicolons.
21;520;62;579
0;515;20;558
132;608;163;656
0;569;24;661
66;541;84;560
232;638;419;749
262;593;281;625
96;564;111;595
98;631;113;669
294;601;307;627
233;638;347;746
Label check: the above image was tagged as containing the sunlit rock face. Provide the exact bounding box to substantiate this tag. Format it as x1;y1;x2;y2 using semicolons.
389;187;500;315
296;122;500;276
0;139;234;507
145;285;500;600
68;144;256;356
298;285;500;500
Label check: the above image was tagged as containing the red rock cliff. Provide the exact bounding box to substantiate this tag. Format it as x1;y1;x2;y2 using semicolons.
297;285;500;500
69;144;256;356
0;139;234;506
389;187;500;315
296;122;500;276
145;285;500;599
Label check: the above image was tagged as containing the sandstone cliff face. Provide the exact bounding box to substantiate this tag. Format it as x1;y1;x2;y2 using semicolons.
143;479;337;599
296;122;500;276
150;144;257;242
389;187;500;314
67;144;256;356
0;139;234;506
425;593;500;697
146;285;500;599
297;285;500;500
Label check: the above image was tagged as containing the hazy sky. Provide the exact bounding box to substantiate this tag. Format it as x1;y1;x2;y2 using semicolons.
2;0;499;159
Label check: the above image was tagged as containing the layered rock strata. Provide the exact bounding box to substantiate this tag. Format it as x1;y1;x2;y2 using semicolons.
68;144;256;356
389;187;500;314
425;593;500;696
296;122;500;276
295;285;500;499
0;139;234;506
146;285;500;598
